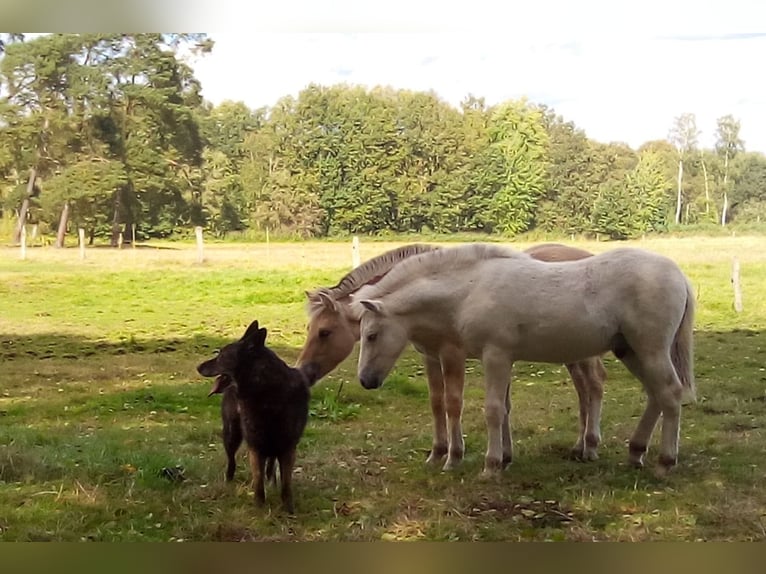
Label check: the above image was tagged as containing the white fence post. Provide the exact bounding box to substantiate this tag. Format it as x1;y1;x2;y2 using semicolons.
732;257;743;312
78;228;86;260
195;226;204;263
20;225;26;260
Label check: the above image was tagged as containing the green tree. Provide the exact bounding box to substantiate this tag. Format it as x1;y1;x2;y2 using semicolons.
483;100;549;234
592;149;670;239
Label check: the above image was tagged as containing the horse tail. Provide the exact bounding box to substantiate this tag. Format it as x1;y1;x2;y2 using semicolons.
672;278;696;403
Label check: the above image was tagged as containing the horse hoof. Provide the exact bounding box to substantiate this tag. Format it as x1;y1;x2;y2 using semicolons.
581;449;599;462
657;455;677;477
628;457;645;469
479;467;501;481
426;450;446;466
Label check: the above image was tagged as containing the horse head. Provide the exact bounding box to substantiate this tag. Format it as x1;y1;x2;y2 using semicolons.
356;299;409;390
296;289;359;380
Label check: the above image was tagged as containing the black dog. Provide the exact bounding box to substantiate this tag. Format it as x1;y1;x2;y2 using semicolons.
197;320;315;514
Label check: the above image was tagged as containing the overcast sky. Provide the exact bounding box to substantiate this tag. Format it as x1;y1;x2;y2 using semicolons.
187;0;766;153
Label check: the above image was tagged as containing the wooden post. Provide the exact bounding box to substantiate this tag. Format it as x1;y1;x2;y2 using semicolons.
20;225;26;260
352;236;361;268
732;257;743;312
195;226;204;263
132;223;137;249
118;232;124;249
78;228;86;260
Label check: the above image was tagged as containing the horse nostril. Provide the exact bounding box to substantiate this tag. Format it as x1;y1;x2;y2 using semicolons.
359;373;380;390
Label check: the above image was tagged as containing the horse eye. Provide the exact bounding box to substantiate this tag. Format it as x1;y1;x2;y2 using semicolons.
319;329;332;339
366;333;378;342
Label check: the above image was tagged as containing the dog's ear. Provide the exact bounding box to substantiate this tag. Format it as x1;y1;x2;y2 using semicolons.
255;327;268;347
242;320;261;341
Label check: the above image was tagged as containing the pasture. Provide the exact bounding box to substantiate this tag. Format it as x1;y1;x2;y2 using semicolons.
1;236;765;541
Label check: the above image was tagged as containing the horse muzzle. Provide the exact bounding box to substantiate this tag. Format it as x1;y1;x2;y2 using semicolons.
359;369;383;390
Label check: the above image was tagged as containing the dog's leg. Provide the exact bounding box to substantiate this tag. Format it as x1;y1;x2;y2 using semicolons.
223;414;243;481
248;447;266;506
277;448;297;514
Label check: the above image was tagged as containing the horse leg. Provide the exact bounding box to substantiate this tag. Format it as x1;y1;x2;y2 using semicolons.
481;346;513;477
501;381;512;468
423;355;449;466
639;356;684;473
620;351;681;470
567;357;605;461
565;362;589;460
441;349;466;470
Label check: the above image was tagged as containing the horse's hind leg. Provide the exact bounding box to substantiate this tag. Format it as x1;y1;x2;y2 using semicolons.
424;355;449;466
441;349;466;470
566;358;605;461
622;352;683;471
502;381;512;468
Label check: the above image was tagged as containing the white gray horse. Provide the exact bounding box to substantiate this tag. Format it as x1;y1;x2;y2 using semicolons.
351;244;695;477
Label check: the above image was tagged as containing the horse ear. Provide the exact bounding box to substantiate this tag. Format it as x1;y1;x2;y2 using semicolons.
360;299;385;315
317;290;338;312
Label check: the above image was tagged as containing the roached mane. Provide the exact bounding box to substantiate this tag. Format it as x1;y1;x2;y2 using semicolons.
306;244;440;315
352;243;526;302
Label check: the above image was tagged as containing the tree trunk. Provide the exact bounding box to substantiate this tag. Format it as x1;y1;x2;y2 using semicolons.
55;201;69;248
700;154;710;217
721;153;730;226
675;159;683;225
13;168;37;244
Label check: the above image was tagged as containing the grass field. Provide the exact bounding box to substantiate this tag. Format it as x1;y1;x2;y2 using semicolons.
1;236;765;541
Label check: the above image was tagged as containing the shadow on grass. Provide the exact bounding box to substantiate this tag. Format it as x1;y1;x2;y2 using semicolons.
0;331;301;361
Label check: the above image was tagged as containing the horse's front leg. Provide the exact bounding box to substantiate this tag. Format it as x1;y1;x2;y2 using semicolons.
481;346;513;477
440;347;466;470
423;354;448;466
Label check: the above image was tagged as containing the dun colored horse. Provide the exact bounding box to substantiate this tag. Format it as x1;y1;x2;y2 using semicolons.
352;244;695;476
297;243;607;468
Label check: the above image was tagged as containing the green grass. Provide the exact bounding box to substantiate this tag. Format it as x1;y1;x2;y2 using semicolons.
1;237;765;541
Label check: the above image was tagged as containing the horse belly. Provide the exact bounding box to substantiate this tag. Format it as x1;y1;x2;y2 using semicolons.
464;309;612;364
512;325;609;364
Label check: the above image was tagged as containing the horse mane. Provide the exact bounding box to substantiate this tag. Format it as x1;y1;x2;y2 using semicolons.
306;243;440;315
353;243;526;304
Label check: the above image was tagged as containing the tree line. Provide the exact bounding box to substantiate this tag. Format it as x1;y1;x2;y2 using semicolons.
1;33;765;245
